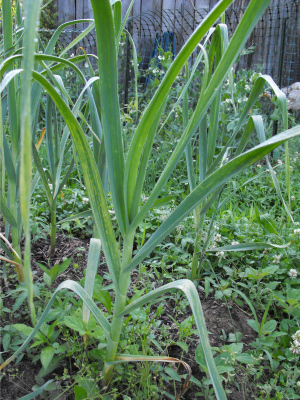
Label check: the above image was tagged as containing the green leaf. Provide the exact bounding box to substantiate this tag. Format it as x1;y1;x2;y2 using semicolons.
263;320;277;334
0;198;17;227
125;125;300;274
64;316;87;336
83;239;102;323
40;346;55;370
74;386;87;400
18;380;54;400
12;324;45;342
208;242;290;252
247;319;259;333
165;367;181;382
93;288;112;314
90;0;126;235
235;353;254;364
115;279;225;399
31;71;121;288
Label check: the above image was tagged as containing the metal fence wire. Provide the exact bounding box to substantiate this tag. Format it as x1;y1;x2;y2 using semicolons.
2;1;298;104
120;0;300;104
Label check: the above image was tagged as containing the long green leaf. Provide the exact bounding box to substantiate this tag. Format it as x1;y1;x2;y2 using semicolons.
31;71;121;287
208;242;291;252
124;124;300;273
124;0;235;219
115;279;226;400
18;380;54;400
129;0;272;233
83;239;102;324
20;0;44;325
90;0;126;236
0;197;17;227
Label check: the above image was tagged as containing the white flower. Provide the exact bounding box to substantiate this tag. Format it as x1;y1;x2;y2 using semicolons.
291;196;295;200
245;84;250;91
288;269;298;278
82;197;89;204
292;331;300;342
216;251;225;258
273;254;282;264
214;225;219;230
297;381;300;388
257;164;262;169
70;53;74;58
294;222;300;226
231;241;239;245
294;229;300;235
290;344;300;354
277;159;283;165
158;55;165;61
49;183;53;190
214;234;222;242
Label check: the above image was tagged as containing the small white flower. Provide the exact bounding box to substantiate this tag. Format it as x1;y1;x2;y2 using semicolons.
84;62;88;68
49;183;53;190
294;229;300;235
257;164;262;169
38;50;43;54
290;344;300;354
158;55;165;61
291;196;295;200
82;197;89;204
214;234;222;242
294;222;300;226
288;269;298;278
214;225;219;230
231;241;239;245
273;254;282;264
297;381;300;388
277;159;283;165
70;53;74;58
245;84;250;91
292;331;300;341
216;251;225;258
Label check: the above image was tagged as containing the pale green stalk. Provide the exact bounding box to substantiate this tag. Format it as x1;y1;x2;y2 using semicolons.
20;0;43;324
1;0;24;281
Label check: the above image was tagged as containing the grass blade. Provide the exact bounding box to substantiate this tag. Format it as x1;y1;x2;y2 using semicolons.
116;279;226;400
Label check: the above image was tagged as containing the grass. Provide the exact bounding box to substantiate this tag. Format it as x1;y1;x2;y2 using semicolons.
1;0;300;399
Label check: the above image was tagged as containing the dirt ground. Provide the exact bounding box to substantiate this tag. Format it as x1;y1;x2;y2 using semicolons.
1;233;259;399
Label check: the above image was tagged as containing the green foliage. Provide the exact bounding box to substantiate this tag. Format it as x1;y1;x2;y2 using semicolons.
1;0;300;399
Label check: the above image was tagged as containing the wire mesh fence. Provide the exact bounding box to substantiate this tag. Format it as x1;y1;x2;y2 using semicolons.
2;1;299;104
120;0;299;105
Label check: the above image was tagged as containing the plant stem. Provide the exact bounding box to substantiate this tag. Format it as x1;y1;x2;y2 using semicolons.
104;232;134;384
49;199;56;256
